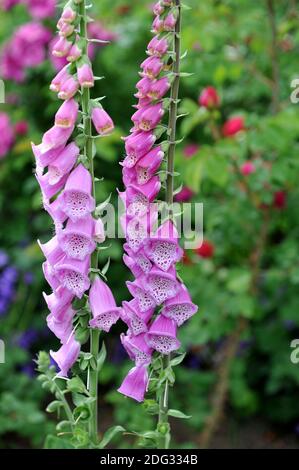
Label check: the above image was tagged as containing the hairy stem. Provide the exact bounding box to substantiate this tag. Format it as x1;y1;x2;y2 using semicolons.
80;0;100;446
157;0;182;450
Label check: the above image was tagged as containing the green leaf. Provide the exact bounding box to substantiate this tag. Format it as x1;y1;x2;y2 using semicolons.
67;377;87;394
168;409;192;419
46;400;62;413
170;353;186;367
98;425;125;449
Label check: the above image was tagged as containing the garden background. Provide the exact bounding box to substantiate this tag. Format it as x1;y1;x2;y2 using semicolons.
1;0;299;449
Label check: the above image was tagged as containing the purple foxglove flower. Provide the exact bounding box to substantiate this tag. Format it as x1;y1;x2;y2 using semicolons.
38;236;65;267
146;314;180;354
41;125;74;152
50;333;80;377
146;266;179;305
50;65;71;93
55;255;90;298
124;244;153;274
135;77;152;99
36;171;68;200
125;176;161;217
58;215;96;260
132;102;164;132
31;142;64;172
152;15;164;34
52;36;73;58
147;36;168;57
164;13;176;31
47;142;80;184
77;63;94;88
91;107;114;135
42;261;60;291
140;56;164;79
57;19;75;37
124;131;156;167
135;146;164;185
147;76;170;100
61;6;77;23
152;1;164;16
43;286;74;321
121;206;158;253
43;196;68;227
118;364;149;402
146;219;183;272
60;164;95;221
121;299;153;336
161;283;198;326
67;43;82;62
47;306;75;343
123;253;144;278
122;166;136;186
134;97;153;110
89;277;121;332
126;277;156;312
94;218;106;243
58;76;79;100
55;99;79;128
121;331;153;365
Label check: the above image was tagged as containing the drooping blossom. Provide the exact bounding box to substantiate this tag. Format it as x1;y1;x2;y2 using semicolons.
118;0;198;402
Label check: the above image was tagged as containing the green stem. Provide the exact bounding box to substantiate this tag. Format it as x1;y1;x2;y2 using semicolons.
54;378;74;426
80;0;100;446
157;0;182;450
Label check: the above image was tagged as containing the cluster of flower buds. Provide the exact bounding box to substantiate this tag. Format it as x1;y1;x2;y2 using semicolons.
118;0;198;403
32;0;119;377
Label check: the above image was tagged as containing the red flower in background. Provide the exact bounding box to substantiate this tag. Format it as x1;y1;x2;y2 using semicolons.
199;86;220;109
15;120;29;136
273;191;286;209
195;240;214;258
174;186;194;202
222;116;244;137
241;161;255;176
183;143;199;159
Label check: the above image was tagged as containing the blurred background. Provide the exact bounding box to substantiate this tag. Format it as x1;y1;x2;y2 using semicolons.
1;0;299;449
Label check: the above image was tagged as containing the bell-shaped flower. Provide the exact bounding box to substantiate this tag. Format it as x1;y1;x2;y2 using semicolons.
52;36;72;58
58;76;79;100
164;13;177;31
47;306;75;343
152;15;164;34
67;43;82;62
126;276;156;312
91;106;114;135
31;142;64;171
41;124;74;152
94;218;106;244
43;195;68;228
122;176;161;218
140;56;164;79
147;35;168;57
55;255;90;298
43;286;74;321
38;235;64;267
50;333;80;378
152;2;165;16
135;146;164;185
120;331;153;365
124;243;152;274
60;164;95;221
146;265;179;305
118;364;149;402
58;215;96;260
124;131;156;168
47;142;79;185
121;207;158;253
42;261;60;291
161;283;198;326
61;6;77;23
50;65;71;93
132;102;164;132
146;219;183;272
146;314;180;355
121;299;153;336
147;76;170;100
55;99;79;128
77;63;94;88
36;171;68;201
89;277;121;332
135;77;152;99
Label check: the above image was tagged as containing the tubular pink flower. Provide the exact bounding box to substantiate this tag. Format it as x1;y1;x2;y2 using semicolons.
61;6;77;23
52;36;73;58
146;315;180;354
123;131;156;168
94;218;105;243
41;125;74;152
43;196;68;228
152;16;164;34
146;266;179;305
126;277;156;312
124;176;161;218
67;43;82;62
140;56;164;79
164;13;177;31
147;76;170;100
89;277;121;332
91;107;114;135
58;76;79;100
55;99;79;129
135;146;164;185
120;331;153;365
38;235;65;267
48;142;80;184
46;306;75;343
147;36;168;57
55;255;91;298
31;142;64;170
124;244;153;274
152;1;164;16
60;164;95;221
57;19;75;37
77;63;94;88
146;219;183;271
43;260;61;291
43;286;74;321
132;103;164;131
121;299;153;336
36;171;68;200
58;215;96;260
50;65;71;93
50;333;80;377
161;284;198;326
135;77;152;99
118;365;149;402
